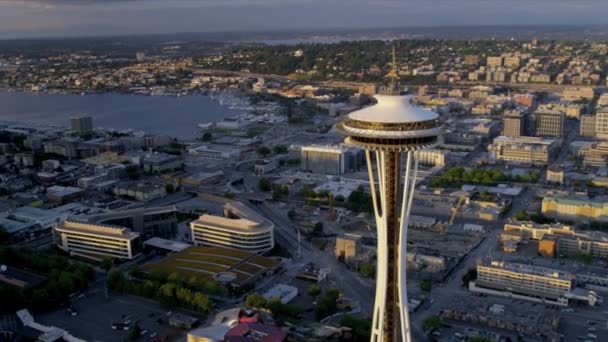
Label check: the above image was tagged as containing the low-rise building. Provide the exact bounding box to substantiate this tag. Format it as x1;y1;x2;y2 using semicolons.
54;220;142;260
415;149;447;167
561;86;595;101
470;259;596;306
46;186;85;205
488;136;558;165
542;195;608;223
190;201;274;253
141;152;183;173
113;181;167;201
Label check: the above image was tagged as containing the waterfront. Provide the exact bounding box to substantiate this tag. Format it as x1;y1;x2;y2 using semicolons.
0;92;242;139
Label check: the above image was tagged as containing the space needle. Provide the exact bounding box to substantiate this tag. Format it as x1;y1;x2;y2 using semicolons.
337;48;442;342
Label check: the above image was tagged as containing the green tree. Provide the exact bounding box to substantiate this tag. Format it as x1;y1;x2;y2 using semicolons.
128;322;142;341
165;183;175;194
307;284;322;297
100;257;113;272
273;145;288;154
201;132;212;141
287;209;297;220
192;292;212;313
420;279;432;293
246;292;267;308
340;315;372;340
258;178;272;192
422;315;441;333
0;226;10;245
257;146;271;157
313;222;324;235
360;261;374;278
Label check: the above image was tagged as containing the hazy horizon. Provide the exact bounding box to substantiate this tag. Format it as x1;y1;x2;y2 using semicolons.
1;0;607;39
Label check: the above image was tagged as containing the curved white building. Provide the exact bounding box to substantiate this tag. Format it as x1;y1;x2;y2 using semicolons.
190;201;274;253
338;85;442;341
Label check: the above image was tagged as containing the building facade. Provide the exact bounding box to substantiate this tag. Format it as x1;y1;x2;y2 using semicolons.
596;108;608;140
415;149;447;167
190;201;274;253
70;115;93;133
542;196;608;223
502;110;528;137
300;145;363;175
473;260;574;305
530;109;564;138
54;220;142;260
488;136;557;165
580;114;596;138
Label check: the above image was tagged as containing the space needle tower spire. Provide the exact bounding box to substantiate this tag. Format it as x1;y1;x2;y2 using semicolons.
338;46;442;342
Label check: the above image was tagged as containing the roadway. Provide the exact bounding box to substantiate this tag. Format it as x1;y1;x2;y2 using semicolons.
250;200;375;317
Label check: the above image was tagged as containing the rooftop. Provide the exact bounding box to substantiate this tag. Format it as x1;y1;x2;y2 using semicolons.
348;94;439;124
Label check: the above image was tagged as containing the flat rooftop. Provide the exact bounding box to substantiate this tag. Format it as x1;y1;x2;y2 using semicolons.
56;220;140;240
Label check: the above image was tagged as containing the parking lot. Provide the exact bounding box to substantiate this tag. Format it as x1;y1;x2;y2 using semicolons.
36;291;202;341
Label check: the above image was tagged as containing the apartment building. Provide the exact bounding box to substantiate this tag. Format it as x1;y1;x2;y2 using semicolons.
54;220;142;260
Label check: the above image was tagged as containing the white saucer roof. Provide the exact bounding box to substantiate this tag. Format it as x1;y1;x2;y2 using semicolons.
348;94;438;123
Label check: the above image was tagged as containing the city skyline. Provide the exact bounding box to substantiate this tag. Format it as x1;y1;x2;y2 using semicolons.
1;0;608;38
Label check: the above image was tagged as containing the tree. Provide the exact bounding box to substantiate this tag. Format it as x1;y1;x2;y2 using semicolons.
340;315;371;340
100;257;113;272
192;292;212;313
165;183;175;194
287;209;297;220
246;292;267;308
313;222;324;235
360;261;374;278
422;315;441;333
257;146;271;157
0;226;10;245
420;279;432;293
273;145;288;154
258;178;272;192
307;284;322;297
128;322;142;341
201;132;212;141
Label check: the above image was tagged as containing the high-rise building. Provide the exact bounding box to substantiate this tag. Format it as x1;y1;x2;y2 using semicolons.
487;56;503;67
54;220;142;260
69;114;93;133
190;201;274;253
530;109;564;137
580;114;596;138
337;52;442;341
502;110;528;137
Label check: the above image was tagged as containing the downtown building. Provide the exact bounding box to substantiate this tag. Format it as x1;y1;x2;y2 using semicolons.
529;108;565;138
300;144;363;176
190;201;274;253
502;109;528;137
54;220;142;260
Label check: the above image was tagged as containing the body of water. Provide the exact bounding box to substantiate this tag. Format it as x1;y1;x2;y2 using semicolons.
0;92;240;139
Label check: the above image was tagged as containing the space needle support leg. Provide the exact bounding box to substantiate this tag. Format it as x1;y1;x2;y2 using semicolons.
366;149;386;342
397;151;418;342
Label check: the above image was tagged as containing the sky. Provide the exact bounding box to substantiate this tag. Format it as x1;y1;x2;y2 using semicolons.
0;0;607;38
